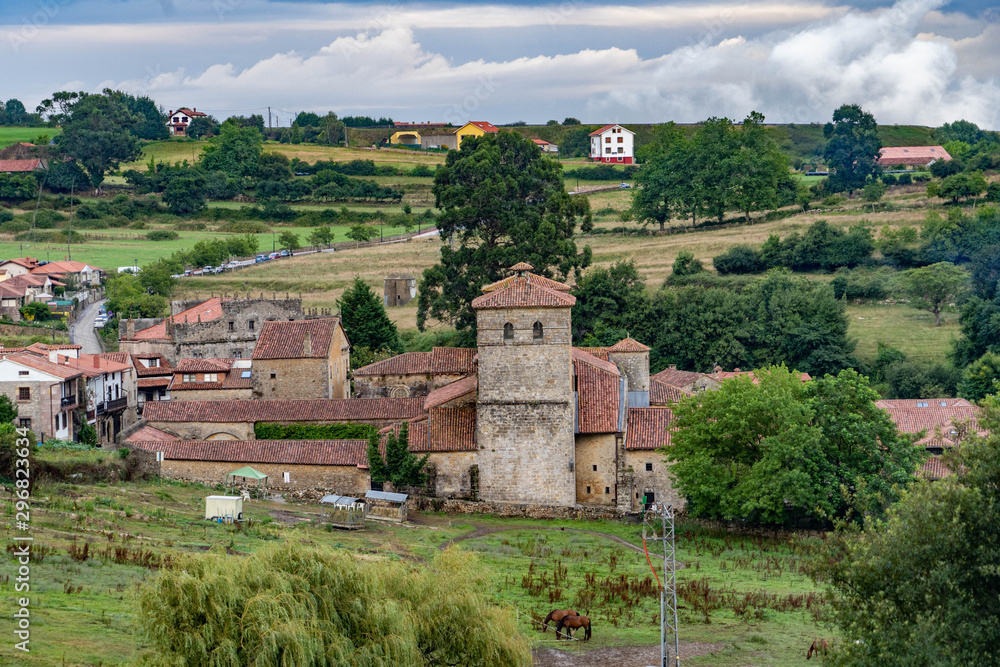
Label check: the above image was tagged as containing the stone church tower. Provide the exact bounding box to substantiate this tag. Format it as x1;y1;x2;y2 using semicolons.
472;263;577;506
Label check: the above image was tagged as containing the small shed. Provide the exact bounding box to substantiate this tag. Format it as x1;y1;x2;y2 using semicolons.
384;274;417;307
226;466;269;498
365;490;409;523
205;495;244;522
320;494;367;529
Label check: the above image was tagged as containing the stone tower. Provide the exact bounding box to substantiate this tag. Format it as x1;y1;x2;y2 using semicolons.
607;337;651;407
472;263;578;506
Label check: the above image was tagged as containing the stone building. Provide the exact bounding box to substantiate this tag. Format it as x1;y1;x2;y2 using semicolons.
353;347;475;398
251;318;351;399
119;296;307;365
0;351;84;441
384;274;416;307
169;358;253;401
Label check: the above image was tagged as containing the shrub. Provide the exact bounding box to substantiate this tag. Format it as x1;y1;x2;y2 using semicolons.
217;220;271;233
254;422;376;440
713;245;764;275
146;230;179;241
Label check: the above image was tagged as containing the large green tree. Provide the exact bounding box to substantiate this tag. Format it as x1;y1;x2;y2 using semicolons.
57;92;143;190
902;262;968;326
417;132;592;341
338;276;403;367
727;111;792;223
630;122;699;230
668;367;921;525
200;123;263;181
103;89;168;140
824;104;882;193
570;260;649;342
814;395;1000;666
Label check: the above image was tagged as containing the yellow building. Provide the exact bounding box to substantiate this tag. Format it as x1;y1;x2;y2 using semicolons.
389;130;421;146
455;121;499;149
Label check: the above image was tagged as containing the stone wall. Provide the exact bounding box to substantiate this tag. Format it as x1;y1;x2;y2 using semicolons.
476;307;573;402
147;419;252;441
171;388;253;401
622;450;683;511
409;496;627;520
574;433;617;505
426;451;478;498
160;459;370;495
608;350;650;392
252;344;349;400
354;372;466;399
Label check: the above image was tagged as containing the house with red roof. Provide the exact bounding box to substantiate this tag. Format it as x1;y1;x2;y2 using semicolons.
166;108;208;137
250;318;351;399
590;124;635;164
878;146;952;168
30;260;103;287
0;159;46;174
169;358;253;401
455;121;499;149
531;138;559;153
0;351;84;440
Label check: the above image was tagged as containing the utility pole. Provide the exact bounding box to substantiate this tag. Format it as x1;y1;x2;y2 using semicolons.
643;503;680;667
67;180;75;260
268;107;272;130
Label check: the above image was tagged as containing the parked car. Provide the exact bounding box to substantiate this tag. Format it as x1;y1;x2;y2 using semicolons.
268;252;279;260
279;250;290;258
184;269;193;276
226;261;241;269
619;182;632;189
255;255;268;263
203;265;213;273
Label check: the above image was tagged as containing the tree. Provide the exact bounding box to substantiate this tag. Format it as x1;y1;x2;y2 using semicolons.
418;132;592;340
672;250;704;277
139;259;179;298
0;395;17;424
338;276;403;365
20;302;51;322
367;431;389;484
103;89;167;140
814;395;1000;666
667;367;920;525
570;260;649;342
77;423;97;446
308;226;335;248
938;171;988;205
728;111;792;223
278;230;301;252
201;123;263;181
630;122;698;230
824;104;882;193
4;99;29;125
958;352;1000;402
862;179;887;212
903;262;968;326
35;91;82;124
162;175;207;215
187;115;219;139
712;244;764;275
346;224;378;245
384;422;429;488
558;126;591;158
135;542;532;667
105;272;167;318
294;111;322;127
57;92;143;190
562;117;581;125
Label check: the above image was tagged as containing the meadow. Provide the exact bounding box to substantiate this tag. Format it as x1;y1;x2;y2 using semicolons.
0;448;831;666
0;127;60;148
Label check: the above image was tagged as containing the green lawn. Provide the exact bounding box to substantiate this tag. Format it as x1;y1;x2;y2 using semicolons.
0;126;60;148
848;303;960;362
1;455;830;666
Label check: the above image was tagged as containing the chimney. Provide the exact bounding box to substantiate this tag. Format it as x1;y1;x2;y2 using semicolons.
48;350;58;364
669;364;677;370
126;318;135;338
303;330;312;357
92;355;99;368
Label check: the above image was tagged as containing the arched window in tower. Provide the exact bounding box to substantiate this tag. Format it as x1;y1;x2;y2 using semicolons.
533;321;544;340
503;322;514;341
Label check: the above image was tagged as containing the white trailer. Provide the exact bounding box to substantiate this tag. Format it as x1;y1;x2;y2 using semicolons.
205;495;244;522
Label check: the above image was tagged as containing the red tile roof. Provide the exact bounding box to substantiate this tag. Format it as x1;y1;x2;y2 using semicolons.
30;260;101;276
879;403;980;435
143;397;425;423
138;377;171;388
174;358;235;372
126;425;178;442
0;159;44;173
876;398;974;409
26;342;82;352
130;439;369;466
2;352;85;380
251;318;342;359
588;124;633;137
878;146;951;166
47;353;131;378
130;354;173;376
481;272;572;293
131;297;225;340
651;367;706;389
424;375;477;410
353;351;432;377
99;352;131;365
430;347;476;374
919;455;953;480
0;258;38;270
607;337;650;353
471;278;576;309
174;108;207;118
575;346;610;361
386;408;477;453
573;348;621;433
650;380;692;405
463;121;499;133
625;407;674;450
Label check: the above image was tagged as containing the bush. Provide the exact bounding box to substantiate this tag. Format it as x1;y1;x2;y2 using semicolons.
32;209;66;229
254;422;376;440
713;244;764;275
217;220;271;233
0;209;13;224
1;219;30;233
146;229;179;241
831;267;894;301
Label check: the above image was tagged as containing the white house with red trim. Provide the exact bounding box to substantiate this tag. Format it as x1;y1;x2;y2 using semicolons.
590;124;635;164
166;108;208;137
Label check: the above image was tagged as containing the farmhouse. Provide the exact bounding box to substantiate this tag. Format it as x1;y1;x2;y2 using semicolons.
0;158;46;173
169;358;253;401
166;108;207;136
0;351;84;440
876;398;981;480
589;124;635;164
531;138;559;153
878;146;952;168
30;260;103;287
250;318;351;400
455;121;499;149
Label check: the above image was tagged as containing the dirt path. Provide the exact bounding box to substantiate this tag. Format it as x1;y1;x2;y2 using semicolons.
533;641;725;667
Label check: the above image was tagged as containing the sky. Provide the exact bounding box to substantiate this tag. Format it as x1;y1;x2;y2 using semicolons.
2;0;999;128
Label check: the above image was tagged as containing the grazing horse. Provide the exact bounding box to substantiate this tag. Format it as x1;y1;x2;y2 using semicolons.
807;639;829;659
542;609;579;633
555;614;592;641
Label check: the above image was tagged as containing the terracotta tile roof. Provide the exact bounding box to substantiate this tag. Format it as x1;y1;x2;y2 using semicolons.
430;347;477;374
30;260;100;275
0;283;24;298
625;407;674;450
878;146;951;166
607;337;651;353
25;342;82;353
143;397;425;423
876;398;974;409
575;347;610;361
353;352;432;377
0;159;44;172
130;354;173;376
2;352;85;380
131;439;369;466
251;318;342;359
424;375;477;410
573;348;621;433
126;425;178;442
386;408;477;453
48;353;132;378
708;368;812;384
650;380;692;405
472;278;576;309
0;347;27;354
915;432;956;449
509;262;535;271
878;402;980;435
174;108;207;118
588;124;633;136
99;352;131;365
223;370;253;389
138;377;171;388
0;257;38;270
174;358;235;372
131;297;225;340
464;121;499;133
481;272;572;293
919;455;953;480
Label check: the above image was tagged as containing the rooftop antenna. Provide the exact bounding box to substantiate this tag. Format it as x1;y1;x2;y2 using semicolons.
643;502;680;667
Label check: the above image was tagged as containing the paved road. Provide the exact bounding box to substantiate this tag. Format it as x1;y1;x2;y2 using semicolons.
69;298;106;355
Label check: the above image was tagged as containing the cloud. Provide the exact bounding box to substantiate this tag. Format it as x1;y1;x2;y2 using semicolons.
101;0;1000;127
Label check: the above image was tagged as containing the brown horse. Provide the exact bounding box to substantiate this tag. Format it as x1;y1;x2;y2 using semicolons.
542;609;579;633
555;614;592;641
807;639;829;659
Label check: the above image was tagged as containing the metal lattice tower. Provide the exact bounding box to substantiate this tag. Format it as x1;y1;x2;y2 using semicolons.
643;503;680;667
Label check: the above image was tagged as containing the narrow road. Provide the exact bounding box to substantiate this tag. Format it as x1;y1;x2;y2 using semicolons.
69;298;106;355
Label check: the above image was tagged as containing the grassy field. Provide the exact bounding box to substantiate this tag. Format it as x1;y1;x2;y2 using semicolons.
847;303;960;362
1;450;830;666
0;126;60;148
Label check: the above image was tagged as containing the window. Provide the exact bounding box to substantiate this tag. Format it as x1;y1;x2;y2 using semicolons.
605;147;611;154
240;370;252;379
182;374;194;383
618;137;623;143
270;372;277;379
592;464;597;471
204;373;218;383
18;418;30;429
605;487;610;494
228;321;235;331
533;321;543;340
645;462;653;471
18;387;29;401
617;157;623;162
940;401;948;407
605;137;611;143
503;323;514;341
618;147;623;153
233;350;242;359
283;472;291;484
18;370;28;376
586;486;591;494
917;401;929;407
148;358;159;368
248;320;255;331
